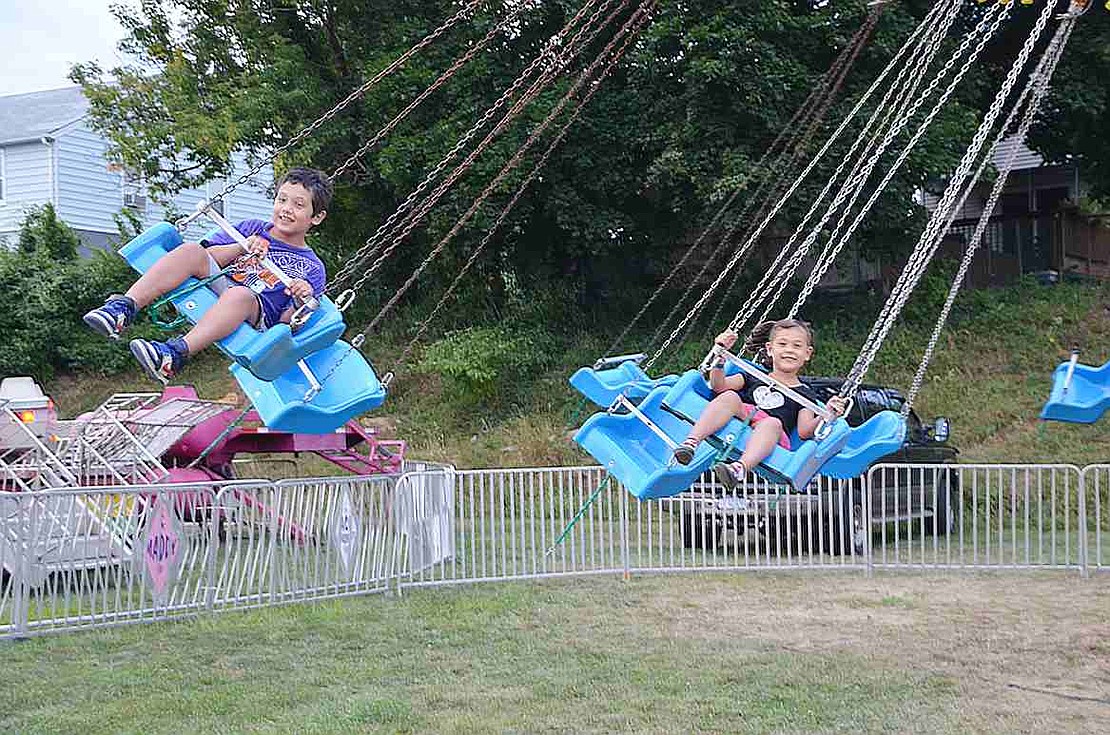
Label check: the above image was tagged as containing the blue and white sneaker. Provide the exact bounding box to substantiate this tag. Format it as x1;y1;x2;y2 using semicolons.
83;295;138;340
129;337;189;385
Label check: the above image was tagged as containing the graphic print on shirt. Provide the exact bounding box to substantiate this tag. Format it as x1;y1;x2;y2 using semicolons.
753;384;785;411
230;255;282;295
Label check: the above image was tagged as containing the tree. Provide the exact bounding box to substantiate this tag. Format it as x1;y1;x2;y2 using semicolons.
72;0;1102;333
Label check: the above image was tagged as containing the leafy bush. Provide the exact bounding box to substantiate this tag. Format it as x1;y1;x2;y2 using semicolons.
419;326;552;405
0;206;138;380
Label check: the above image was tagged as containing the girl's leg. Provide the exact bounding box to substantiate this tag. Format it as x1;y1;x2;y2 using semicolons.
736;418;785;471
180;287;260;355
673;392;746;464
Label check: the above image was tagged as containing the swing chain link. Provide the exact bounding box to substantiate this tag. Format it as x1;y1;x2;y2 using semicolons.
643;0;953;370
902;18;1076;415
205;0;487;208
329;0;610;294
843;0;1058;400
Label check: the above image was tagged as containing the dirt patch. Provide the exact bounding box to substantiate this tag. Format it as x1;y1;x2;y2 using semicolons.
624;572;1110;733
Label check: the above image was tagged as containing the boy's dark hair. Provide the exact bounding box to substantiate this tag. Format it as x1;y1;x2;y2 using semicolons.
277;167;333;216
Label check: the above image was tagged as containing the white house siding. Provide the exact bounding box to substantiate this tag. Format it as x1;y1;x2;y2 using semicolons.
0;141;53;238
145;152;275;243
54;124;123;249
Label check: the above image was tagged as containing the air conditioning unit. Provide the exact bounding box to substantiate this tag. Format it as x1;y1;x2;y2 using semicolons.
123;192;147;209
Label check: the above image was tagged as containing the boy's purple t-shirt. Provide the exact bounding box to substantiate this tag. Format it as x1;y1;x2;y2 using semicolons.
202;219;327;326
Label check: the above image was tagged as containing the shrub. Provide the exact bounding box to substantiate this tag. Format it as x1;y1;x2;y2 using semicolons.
419;325;551;405
0;207;138;380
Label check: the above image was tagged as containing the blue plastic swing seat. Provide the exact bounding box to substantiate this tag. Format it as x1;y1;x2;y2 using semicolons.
575;369;854;500
817;409;907;479
232;339;387;433
570;360;679;407
1040;358;1110;424
120;222;347;381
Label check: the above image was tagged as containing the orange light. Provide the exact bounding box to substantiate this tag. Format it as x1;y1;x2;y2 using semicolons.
19;410;35;423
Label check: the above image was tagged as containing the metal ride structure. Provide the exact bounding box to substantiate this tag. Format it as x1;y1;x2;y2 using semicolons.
0;382;406;592
571;0;1096;502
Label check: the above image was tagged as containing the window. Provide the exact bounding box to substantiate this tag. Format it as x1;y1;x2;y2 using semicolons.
206;179;227;217
121;169;147;212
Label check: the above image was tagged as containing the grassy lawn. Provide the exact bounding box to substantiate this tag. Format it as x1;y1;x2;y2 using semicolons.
2;572;1108;734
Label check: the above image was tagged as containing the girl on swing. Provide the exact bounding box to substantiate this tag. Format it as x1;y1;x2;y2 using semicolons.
672;318;848;487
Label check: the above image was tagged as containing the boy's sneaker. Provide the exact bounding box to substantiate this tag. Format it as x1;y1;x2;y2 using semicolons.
83;295;137;340
713;461;746;491
129;337;188;385
672;438;698;466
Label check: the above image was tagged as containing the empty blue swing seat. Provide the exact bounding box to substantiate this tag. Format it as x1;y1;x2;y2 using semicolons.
569;360;679;407
1040;358;1110;424
232;340;387;433
120;223;347;381
575;369;853;499
818;410;907;479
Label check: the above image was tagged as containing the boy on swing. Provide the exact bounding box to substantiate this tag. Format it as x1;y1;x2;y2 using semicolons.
83;167;332;384
672;319;848;487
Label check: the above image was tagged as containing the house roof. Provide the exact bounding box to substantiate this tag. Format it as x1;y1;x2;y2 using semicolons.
0;86;89;145
992;135;1046;171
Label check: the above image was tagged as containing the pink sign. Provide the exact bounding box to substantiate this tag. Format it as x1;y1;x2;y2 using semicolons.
143;497;182;599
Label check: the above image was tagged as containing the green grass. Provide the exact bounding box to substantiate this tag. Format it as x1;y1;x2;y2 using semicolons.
0;576;964;734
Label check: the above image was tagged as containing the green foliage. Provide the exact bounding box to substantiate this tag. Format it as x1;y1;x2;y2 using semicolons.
419;325;551;405
17;204;81;260
0;212;138;381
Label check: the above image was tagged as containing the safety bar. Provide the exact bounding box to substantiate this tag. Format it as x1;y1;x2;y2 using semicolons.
196;204;321;312
714;347;836;422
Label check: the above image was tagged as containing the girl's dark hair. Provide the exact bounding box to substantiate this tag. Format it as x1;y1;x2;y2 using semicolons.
745;318;814;367
277;167;334;216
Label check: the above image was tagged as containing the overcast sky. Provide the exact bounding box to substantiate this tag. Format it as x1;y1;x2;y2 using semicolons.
0;1;128;96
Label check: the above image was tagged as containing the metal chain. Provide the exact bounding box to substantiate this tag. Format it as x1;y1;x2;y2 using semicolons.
328;0;611;292
331;1;538;180
637;7;883;354
208;0;487;206
643;0;953;370
769;0;1005;330
720;0;959;340
736;0;958;337
397;2;657;368
305;0;637;395
361;0;652;338
843;0;1058;399
696;7;885;343
338;0;633;300
903;20;1075;414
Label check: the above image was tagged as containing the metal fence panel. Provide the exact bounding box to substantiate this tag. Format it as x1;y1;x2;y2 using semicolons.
1081;464;1109;573
209;476;402;610
866;464;1085;571
0;481;233;637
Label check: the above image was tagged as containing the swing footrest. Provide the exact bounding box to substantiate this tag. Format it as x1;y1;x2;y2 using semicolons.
1040;358;1110;424
232;340;387;433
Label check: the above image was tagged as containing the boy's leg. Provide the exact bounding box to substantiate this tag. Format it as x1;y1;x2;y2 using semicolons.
180;286;261;354
128;287;259;385
84;241;231;340
124;242;224;307
673;392;746;465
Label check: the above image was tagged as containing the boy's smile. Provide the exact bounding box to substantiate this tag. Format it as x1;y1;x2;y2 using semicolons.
269;182;326;246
